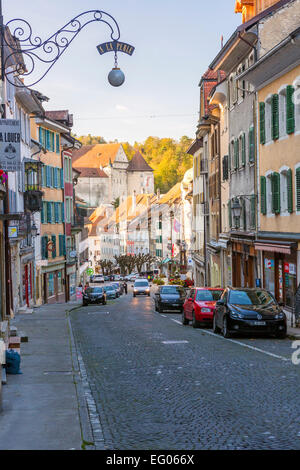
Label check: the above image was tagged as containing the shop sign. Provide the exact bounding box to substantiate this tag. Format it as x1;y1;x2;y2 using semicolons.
97;41;135;56
8;226;18;238
265;259;274;270
0;119;21;172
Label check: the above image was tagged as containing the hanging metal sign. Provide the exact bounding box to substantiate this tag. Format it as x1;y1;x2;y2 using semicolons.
0;119;21;172
97;40;135;56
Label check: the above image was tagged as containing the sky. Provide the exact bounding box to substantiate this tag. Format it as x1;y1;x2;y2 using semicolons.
5;0;240;144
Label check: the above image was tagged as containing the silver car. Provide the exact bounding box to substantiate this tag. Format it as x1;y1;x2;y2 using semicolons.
133;280;150;297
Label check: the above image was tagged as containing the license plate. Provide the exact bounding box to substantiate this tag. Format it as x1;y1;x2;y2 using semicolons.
254;321;266;326
172;304;179;307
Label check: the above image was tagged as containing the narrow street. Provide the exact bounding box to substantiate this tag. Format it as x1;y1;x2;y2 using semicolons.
70;289;300;450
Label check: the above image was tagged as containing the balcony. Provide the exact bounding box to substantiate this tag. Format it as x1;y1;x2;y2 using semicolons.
24;189;43;213
71;215;85;233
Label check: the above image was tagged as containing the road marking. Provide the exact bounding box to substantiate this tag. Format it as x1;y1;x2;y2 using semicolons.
201;329;289;361
171;319;182;325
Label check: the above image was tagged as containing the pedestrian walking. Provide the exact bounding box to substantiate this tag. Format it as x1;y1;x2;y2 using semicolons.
123;281;128;295
295;283;300;326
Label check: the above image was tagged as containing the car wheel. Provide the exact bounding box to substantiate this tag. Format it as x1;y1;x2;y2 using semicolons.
83;303;88;307
182;310;189;325
275;329;286;339
157;304;163;313
192;311;201;329
213;314;220;333
222;317;231;338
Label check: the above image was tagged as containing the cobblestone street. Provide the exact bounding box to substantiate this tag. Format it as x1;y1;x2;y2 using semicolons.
70;292;300;450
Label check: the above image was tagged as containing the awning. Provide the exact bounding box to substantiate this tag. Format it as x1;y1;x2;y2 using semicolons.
254;241;297;255
162;258;171;264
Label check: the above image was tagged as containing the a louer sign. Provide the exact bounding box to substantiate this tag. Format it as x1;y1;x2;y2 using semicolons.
0;119;21;172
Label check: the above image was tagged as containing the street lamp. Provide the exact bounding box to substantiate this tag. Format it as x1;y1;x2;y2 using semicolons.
0;3;134;89
231;198;242;229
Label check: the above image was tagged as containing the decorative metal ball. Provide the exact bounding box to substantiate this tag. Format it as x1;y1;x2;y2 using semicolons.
108;67;125;87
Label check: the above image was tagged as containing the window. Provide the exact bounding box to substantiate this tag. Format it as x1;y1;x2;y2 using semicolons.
249;126;255;163
266;173;273;215
271;94;279;141
265;97;273;143
280;169;289;214
286;85;295;135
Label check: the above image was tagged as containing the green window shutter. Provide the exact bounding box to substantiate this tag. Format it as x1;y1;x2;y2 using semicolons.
242;198;246;230
60;168;64;189
41;203;45;224
234;139;239;169
259;102;266;145
42;236;48;260
46;130;51;150
51;132;55;152
228;144;231;172
286;85;295;135
287;168;293;213
61;203;65;223
296;168;300;212
272;172;280;214
54;168;58;188
56;134;60;154
47;202;51;223
62;235;66;256
52;235;57;259
59;235;63;256
249;127;255;162
250;195;256;229
55;202;59;223
228;200;232;229
241;133;246;166
271;94;279;141
39;127;43;145
260;176;267;215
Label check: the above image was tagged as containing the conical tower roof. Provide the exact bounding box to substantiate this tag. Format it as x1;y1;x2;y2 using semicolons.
127;151;153;172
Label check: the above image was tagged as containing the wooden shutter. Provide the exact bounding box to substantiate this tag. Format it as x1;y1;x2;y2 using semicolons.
286;85;295;135
259;102;266;144
223;155;228;181
228;144;231;172
60;168;64;188
62;235;66;256
39;127;43;145
56;134;60;154
61;202;65;223
241;133;246;166
46;130;51;150
271;94;279;141
54;168;58;188
260;176;267;215
272;172;280;214
249;127;255;162
296;168;300;212
287;168;293;213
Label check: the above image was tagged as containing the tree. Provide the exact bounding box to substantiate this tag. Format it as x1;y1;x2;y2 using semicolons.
135;254;156;274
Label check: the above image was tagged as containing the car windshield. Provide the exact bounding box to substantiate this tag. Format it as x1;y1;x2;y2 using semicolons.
229;290;277;306
104;286;114;291
161;286;182;295
112;283;120;288
86;288;103;294
196;290;223;301
135;281;149;287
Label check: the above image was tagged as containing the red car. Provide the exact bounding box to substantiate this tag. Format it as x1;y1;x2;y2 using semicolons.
182;287;224;328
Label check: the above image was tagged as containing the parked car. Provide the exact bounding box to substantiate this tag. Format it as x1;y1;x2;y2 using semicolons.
104;285;118;299
93;275;104;283
155;285;186;313
133;279;150;297
111;282;123;296
182;287;224;328
104;276;110;282
83;287;107;306
213;287;287;339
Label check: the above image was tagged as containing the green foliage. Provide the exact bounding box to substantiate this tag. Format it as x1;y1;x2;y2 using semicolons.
122;136;193;193
76;134;107;145
153;278;165;285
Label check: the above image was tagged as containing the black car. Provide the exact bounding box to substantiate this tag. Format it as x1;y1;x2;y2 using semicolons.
213;288;287;339
154;285;186;313
104;285;118;299
83;287;107;306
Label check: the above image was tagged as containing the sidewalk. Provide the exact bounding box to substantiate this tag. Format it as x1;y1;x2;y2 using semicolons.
0;301;94;450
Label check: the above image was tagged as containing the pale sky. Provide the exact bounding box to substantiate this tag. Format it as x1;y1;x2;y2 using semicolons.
5;0;240;144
